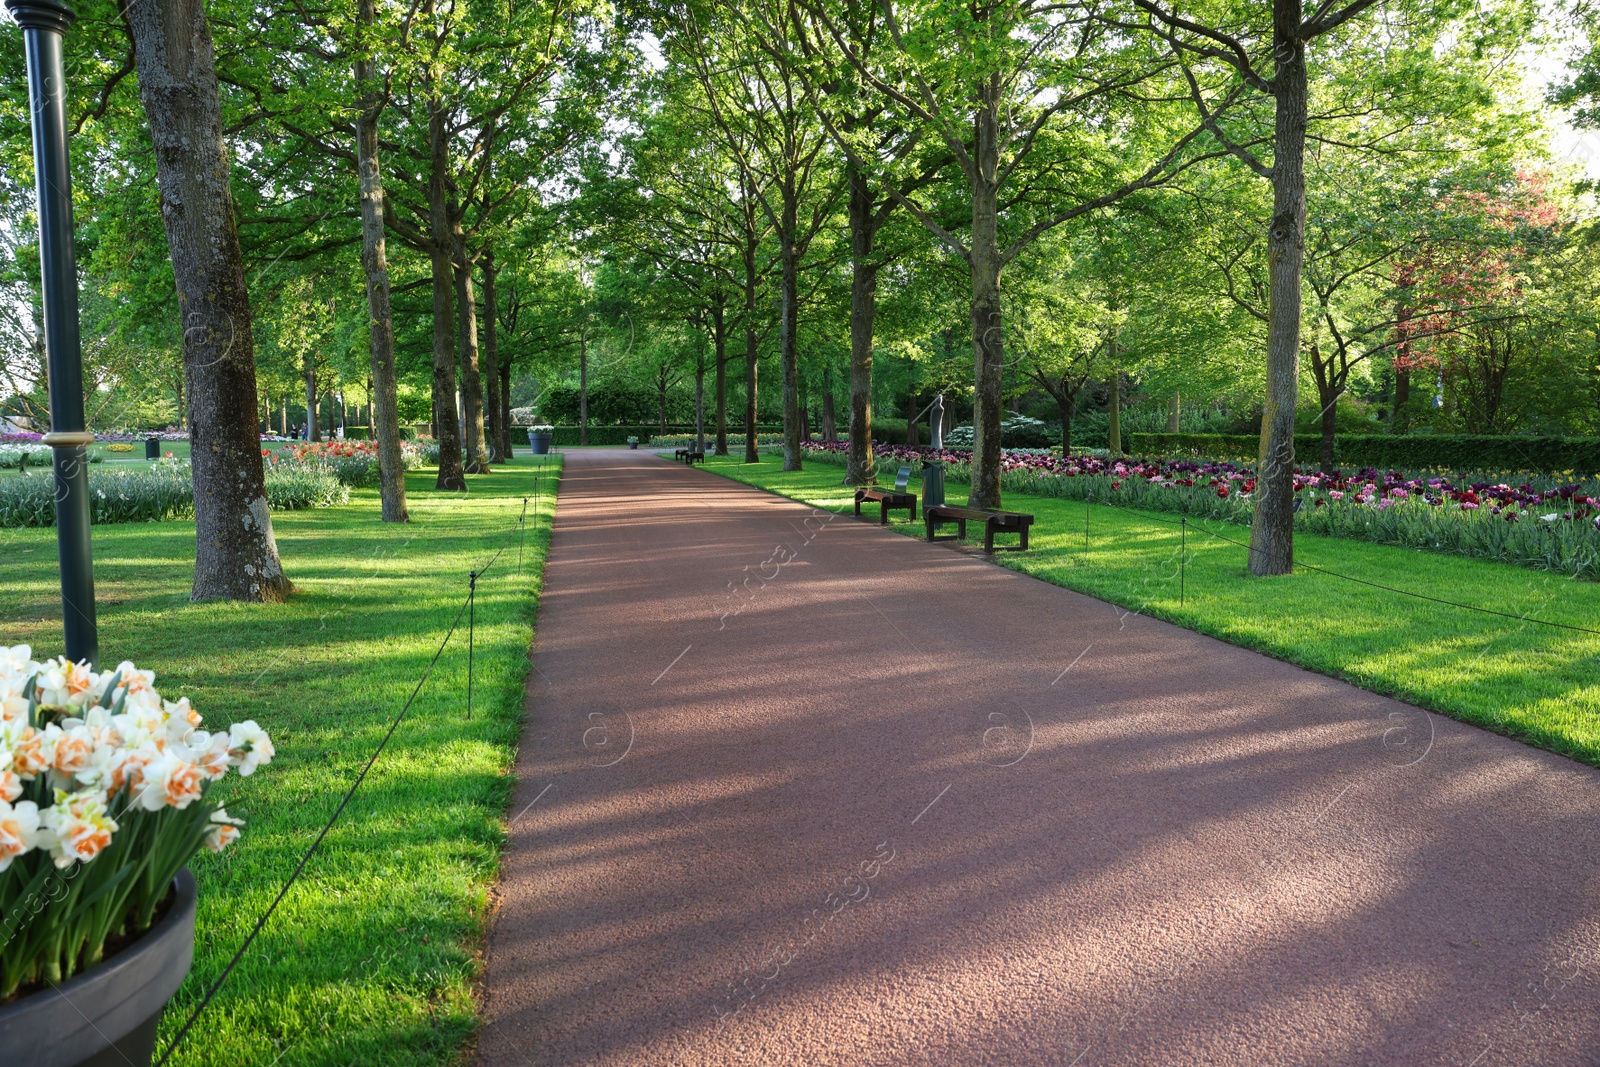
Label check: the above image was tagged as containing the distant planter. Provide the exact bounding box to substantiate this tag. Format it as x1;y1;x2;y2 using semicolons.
527;425;554;455
0;870;196;1067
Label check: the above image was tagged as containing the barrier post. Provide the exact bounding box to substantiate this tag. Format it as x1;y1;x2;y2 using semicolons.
466;571;477;718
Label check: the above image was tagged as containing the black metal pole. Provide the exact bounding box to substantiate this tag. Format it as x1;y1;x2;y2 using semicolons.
1180;518;1186;606
9;0;97;668
466;571;476;719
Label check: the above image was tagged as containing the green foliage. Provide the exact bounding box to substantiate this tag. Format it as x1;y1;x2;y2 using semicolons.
1128;433;1600;473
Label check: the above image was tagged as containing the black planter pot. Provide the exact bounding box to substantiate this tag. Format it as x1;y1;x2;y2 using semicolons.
0;869;196;1067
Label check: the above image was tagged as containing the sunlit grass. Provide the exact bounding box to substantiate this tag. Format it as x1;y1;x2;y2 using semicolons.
0;456;560;1067
707;454;1600;766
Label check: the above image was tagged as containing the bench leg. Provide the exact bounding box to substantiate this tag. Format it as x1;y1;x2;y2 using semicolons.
925;514;936;541
854;498;862;517
985;522;996;554
1019;524;1029;550
880;503;890;525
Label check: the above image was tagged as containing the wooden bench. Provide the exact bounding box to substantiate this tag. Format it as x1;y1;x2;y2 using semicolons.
855;466;917;524
675;448;705;465
924;504;1034;553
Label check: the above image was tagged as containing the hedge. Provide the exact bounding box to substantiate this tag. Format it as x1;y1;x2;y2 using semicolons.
532;424;784;447
1126;433;1600;475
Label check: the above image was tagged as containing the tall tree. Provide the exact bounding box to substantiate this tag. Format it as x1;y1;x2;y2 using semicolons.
353;0;409;519
1115;0;1520;571
124;0;290;600
805;0;1217;507
677;0;842;470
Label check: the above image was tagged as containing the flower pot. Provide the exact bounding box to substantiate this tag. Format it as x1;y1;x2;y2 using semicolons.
529;432;553;455
0;869;197;1067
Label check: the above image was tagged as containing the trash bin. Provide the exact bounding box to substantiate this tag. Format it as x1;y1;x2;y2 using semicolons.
922;459;945;509
145;436;159;460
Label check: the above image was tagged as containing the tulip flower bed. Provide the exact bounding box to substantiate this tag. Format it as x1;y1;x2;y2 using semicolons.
0;457;561;1065
708;454;1600;768
796;441;1600;581
280;439;425;487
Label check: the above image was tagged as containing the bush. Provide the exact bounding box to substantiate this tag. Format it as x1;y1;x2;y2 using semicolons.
104;443;135;454
942;414;1053;449
1127;433;1600;475
263;464;349;509
649;432;784;448
0;461;347;528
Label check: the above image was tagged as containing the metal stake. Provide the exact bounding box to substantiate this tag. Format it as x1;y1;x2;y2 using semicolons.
9;0;97;667
517;497;528;575
466;571;476;719
1180;518;1186;606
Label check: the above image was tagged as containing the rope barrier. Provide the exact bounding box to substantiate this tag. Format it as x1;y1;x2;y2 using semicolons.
155;479;550;1065
155;591;472;1067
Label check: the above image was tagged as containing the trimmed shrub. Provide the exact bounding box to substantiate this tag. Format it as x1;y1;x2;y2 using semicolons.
544;424;783;446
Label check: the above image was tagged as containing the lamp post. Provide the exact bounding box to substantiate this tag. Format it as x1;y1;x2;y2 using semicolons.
8;0;98;667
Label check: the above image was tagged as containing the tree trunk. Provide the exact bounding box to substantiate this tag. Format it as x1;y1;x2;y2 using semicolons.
845;163;877;485
1394;366;1411;433
452;225;489;473
126;0;289;601
304;359;319;442
1107;351;1121;454
713;302;729;456
1166;391;1180;433
905;381;920;447
1057;389;1074;451
499;359;513;458
657;364;669;433
743;234;760;465
353;0;405;516
423;78;466;490
778;187;803;472
968;78;1005;509
821;365;836;443
579;329;589;446
482;248;508;462
476;252;502;463
1319;387;1338;473
694;340;706;453
1248;5;1307;577
279;394;286;436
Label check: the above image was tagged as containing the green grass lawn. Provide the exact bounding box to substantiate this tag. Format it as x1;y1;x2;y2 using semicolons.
704;454;1600;767
0;456;560;1066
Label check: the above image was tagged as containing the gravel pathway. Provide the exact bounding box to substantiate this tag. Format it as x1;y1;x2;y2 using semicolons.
477;449;1600;1066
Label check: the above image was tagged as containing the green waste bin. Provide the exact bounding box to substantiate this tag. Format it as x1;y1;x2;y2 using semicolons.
145;437;159;460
